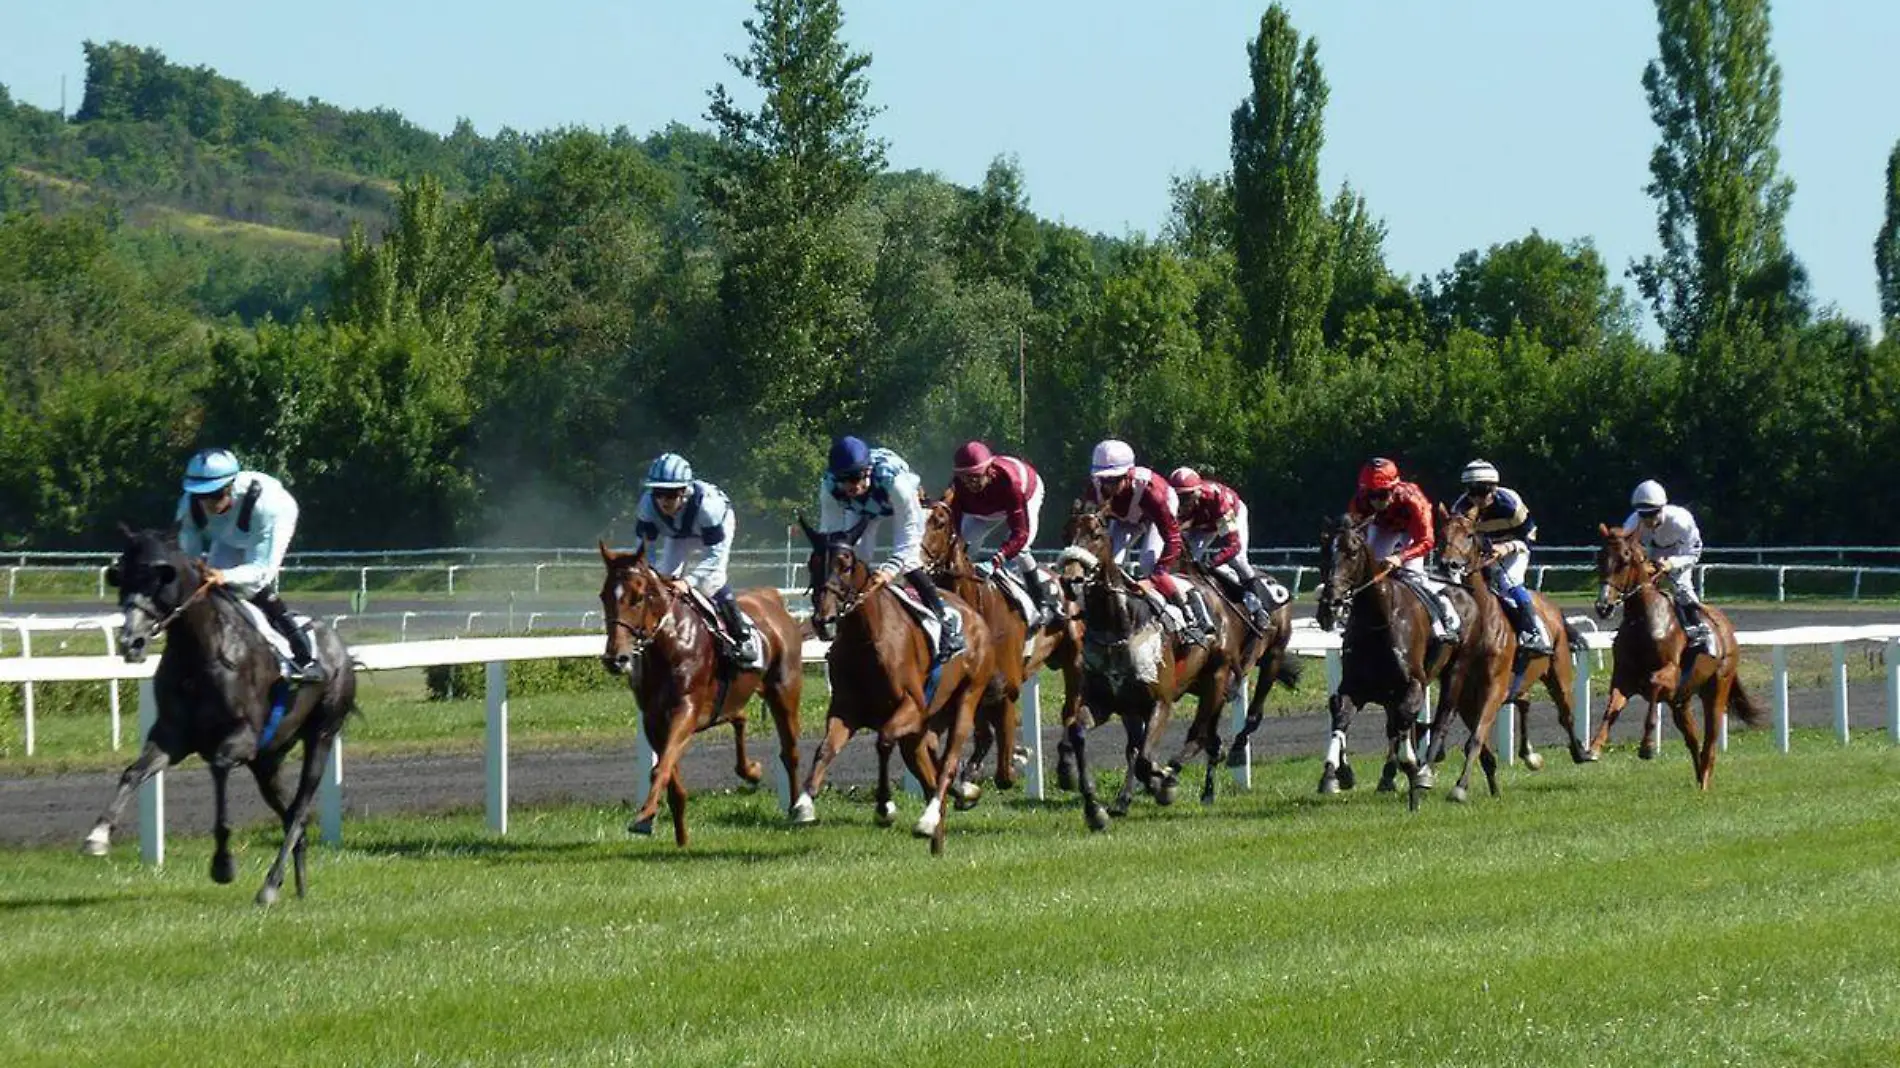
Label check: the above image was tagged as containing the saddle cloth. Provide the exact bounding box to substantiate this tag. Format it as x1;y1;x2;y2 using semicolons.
234;599;309;679
684;587;761;653
887;584;946;660
1395;572;1462;639
980;563;1048;659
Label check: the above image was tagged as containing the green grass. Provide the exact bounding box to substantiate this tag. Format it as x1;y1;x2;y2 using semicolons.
3;735;1898;1066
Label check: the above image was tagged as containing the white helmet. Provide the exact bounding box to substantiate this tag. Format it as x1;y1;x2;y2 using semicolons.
1631;480;1668;511
1459;459;1499;487
1089;439;1135;478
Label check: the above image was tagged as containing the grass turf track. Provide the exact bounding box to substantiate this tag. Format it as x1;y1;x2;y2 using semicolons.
2;732;1897;1067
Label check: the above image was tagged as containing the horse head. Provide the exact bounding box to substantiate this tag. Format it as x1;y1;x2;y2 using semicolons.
1315;514;1373;632
109;526;197;663
1058;500;1115;588
801;514;874;641
1436;503;1486;588
919;497;971;578
1594;522;1651;620
597;540;673;675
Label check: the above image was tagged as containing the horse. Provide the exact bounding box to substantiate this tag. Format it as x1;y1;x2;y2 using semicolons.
81;528;356;905
1314;514;1472;810
1436;508;1592;769
1588;524;1764;788
791;517;992;855
597;543;804;847
1055;503;1248;826
1418;504;1526;803
1203;558;1303;779
920;498;1084;807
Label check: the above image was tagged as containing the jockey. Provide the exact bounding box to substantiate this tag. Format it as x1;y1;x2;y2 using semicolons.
1451;459;1550;655
947;440;1061;627
173;448;324;684
1085;439;1210;645
633;452;761;670
1168;466;1281;630
819;435;966;660
1346;458;1434;574
1621;480;1713;652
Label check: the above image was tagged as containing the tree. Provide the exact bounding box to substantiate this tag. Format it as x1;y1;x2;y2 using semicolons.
1633;0;1797;352
951;155;1037;289
1878;139;1900;326
1422;233;1638;353
1230;3;1332;378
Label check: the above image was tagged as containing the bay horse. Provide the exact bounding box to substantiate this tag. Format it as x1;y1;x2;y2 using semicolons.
597;542;803;847
920;498;1084;807
1055;504;1248;827
82;528;356;906
1588;524;1764;789
1205;557;1303;781
1314;515;1471;810
1421;504;1527;803
1436;508;1591;769
792;517;991;855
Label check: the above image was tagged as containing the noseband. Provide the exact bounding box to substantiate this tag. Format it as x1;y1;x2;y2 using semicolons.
123;576;218;645
607;572;674;657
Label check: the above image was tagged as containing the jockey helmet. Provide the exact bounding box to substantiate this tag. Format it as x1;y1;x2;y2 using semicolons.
182;448;241;495
1459;459;1500;487
1168;466;1204;494
1089;439;1135;479
952;440;994;475
828;436;872;477
1358;458;1401;493
643;452;694;490
1631;480;1668;513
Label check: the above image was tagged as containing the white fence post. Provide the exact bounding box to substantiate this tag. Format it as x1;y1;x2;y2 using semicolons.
1832;642;1849;744
1887;638;1900;745
1571;645;1593;747
320;737;343;845
1229;677;1252;789
634;724;655;811
137;679;164;865
1019;671;1045;800
1496;686;1515;766
1771;645;1790;754
20;628;33;756
485;661;508;834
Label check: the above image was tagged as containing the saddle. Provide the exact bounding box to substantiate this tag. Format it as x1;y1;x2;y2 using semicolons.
1390;569;1462;642
234;599;313;682
683;587;760;655
886;585;955;662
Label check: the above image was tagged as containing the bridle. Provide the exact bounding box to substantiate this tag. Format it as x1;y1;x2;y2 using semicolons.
807;544;871;635
121;573;218;647
605;563;674;658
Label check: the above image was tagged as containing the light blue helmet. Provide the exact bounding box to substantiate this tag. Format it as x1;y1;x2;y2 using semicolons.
644;452;694;490
182;448;241;495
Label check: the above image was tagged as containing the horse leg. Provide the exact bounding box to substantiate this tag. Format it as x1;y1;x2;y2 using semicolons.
995;684;1022;792
1697;674;1731;791
874;739;898;826
762;680;802;817
1198;704;1223;807
924;684;982;856
1068;719;1110;832
1110;710;1150;817
1514;699;1543;771
1055;658;1084;791
666;764;691;848
1541;655;1589;764
209;759;238;885
81;725;189;856
1228;659;1273;764
1476;677;1511;799
1588;686;1630;759
1320;692;1360;794
953;698;997;810
730;714;764;785
1641;686;1671;760
792;716;853;824
247;752;296;893
631;704;697;841
1668;689;1702;781
256;730;335;905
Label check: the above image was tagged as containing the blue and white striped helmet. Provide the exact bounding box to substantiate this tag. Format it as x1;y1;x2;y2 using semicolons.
644;452;694;490
182;448;241;495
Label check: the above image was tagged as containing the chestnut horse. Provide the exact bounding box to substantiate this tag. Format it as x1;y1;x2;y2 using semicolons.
1588;524;1764;789
1204;557;1304;780
1315;515;1472;810
1055;504;1249;827
791;518;992;855
598;543;804;847
1422;505;1528;802
920;499;1084;806
1436;509;1591;769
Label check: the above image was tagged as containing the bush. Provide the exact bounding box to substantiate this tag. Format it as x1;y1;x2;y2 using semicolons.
424;656;621;701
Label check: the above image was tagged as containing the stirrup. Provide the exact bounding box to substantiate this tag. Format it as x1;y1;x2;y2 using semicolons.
288;659;328;685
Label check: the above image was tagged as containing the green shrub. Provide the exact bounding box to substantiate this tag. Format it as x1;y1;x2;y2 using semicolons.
424;656;621;701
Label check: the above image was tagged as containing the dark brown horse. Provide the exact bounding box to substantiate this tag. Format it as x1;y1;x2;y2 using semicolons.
1421;504;1524;802
1314;515;1471;810
791;518;992;855
1055;504;1248;827
920;499;1083;807
597;543;804;847
1588;524;1764;788
83;529;356;905
1436;509;1591;769
1203;557;1303;784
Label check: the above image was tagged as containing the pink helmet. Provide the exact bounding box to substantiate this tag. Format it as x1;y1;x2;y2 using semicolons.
952;440;994;475
1168;466;1203;494
1090;439;1135;478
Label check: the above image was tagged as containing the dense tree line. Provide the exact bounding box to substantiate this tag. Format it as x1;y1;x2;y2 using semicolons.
3;0;1899;552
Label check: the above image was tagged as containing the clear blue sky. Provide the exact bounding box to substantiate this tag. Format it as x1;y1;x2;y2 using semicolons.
6;0;1897;331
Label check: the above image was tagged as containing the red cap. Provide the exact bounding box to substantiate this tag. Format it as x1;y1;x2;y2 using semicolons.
952;440;994;475
1358;458;1400;492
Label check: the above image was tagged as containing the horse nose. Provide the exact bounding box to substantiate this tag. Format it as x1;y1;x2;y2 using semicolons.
599;654;624;676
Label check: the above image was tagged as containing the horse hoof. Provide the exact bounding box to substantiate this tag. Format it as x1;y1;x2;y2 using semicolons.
1523;751;1546;772
1155;780;1179;807
1200;790;1217;807
629;818;654;837
1638;744;1657;761
1375;775;1397;794
1572;745;1597;765
1449;785;1469;804
1107;802;1130;819
255;885;279;908
912;799;943;840
1056;766;1078;792
210;853;237;884
789;794;817;825
875;800;898;827
1085;805;1112;832
1336;764;1358;791
1415;766;1436;791
1317;774;1340;796
1011;746;1031;772
952;782;982;811
739;760;764;785
79;828;110;856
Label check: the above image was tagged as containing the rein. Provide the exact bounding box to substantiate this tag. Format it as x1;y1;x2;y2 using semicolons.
607;569;677;657
141;576;220;639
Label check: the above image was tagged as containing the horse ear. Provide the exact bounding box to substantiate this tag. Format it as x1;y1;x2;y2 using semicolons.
117;521;137;541
1597;522;1612;538
797;513;821;547
105;565;121;589
629;540;646;566
598;540;615;565
1435;501;1449;520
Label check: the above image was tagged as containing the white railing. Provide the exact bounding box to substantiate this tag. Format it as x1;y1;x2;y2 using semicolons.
6;620;1900;865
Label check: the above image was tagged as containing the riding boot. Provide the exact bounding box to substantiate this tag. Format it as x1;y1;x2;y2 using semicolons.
906;569;965;661
1508;586;1551;655
1015;556;1055;628
714;587;763;671
252;588;326;684
1677;599;1715;653
1169;589;1208;646
1189;588;1218;641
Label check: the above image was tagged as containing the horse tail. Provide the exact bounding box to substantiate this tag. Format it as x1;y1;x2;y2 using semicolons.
1273;653;1304;692
1727;675;1768;727
1561;618;1588;653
